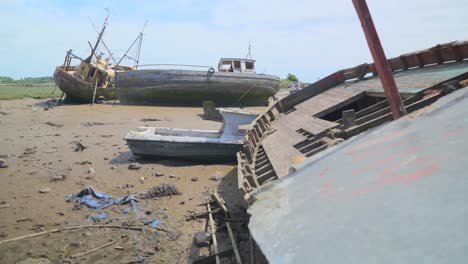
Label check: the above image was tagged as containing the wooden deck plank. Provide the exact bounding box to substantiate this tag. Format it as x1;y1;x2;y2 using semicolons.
283;110;339;136
261;120;307;178
294;87;364;117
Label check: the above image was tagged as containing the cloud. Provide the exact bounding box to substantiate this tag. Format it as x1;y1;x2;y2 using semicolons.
0;0;467;81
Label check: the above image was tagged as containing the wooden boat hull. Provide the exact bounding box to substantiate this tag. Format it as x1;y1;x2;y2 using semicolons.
53;66;117;103
126;139;241;161
116;69;280;106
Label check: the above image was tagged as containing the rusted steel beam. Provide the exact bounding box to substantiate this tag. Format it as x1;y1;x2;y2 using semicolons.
352;0;407;119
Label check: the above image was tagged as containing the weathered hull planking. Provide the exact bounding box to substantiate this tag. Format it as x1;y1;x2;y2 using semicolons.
53;66;117;103
116;69;280;106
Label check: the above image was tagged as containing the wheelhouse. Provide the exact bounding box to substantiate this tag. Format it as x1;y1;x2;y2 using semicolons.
218;58;256;73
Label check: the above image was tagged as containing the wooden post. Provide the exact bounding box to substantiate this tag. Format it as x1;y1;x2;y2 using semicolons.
91;81;98;105
342;109;356;128
352;0;406;119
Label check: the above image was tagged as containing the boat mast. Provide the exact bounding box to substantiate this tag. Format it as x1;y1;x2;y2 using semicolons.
246;42;252;60
85;7;111;63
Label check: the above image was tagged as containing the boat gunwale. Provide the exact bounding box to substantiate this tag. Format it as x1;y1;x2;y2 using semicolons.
117;68;281;82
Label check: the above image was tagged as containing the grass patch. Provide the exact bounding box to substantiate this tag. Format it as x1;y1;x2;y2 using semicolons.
0;83;59;100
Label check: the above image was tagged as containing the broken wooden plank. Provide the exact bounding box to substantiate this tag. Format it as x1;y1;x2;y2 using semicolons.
193;249;234;264
207;201;220;264
226;222;243;264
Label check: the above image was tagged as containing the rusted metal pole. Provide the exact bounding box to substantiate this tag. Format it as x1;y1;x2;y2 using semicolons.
352;0;407;119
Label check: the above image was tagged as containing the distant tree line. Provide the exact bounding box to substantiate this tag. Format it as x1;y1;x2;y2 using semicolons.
0;76;54;84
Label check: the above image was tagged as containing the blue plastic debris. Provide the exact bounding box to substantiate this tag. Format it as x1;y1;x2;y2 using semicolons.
141;219;162;228
143;219;154;225
137;256;146;263
150;219;162;228
121;208;129;214
67;186;138;211
86;212;109;222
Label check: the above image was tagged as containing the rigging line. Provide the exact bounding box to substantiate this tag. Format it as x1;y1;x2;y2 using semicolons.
231;83;258;107
87;17;117;65
116;34;141;66
135;20;148;68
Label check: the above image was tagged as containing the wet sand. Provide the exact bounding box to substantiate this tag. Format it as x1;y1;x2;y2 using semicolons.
0;99;266;263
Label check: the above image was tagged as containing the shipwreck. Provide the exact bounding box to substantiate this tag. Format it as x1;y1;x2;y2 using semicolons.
115;58;280;106
237;39;468;263
53;12;139;103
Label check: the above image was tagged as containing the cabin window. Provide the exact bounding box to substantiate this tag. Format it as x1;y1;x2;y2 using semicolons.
88;68;96;80
246;61;254;70
220;61;233;72
234;61;241;69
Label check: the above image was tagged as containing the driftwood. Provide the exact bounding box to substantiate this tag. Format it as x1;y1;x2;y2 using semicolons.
70;240;118;259
0;225;142;245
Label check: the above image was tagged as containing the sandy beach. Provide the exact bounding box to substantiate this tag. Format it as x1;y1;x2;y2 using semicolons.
0;99;267;263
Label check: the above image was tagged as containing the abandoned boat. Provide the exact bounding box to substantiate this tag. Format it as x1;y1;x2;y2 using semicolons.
124;108;258;160
115;58;281;106
53;13;136;103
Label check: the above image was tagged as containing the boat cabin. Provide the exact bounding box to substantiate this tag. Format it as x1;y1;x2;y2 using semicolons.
218;58;256;73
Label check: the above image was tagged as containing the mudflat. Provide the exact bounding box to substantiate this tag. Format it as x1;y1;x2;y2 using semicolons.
0;99;265;263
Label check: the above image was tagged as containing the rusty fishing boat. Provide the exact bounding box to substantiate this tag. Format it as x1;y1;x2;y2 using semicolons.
53;13;139;103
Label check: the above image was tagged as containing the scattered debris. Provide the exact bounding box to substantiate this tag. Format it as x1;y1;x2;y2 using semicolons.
140;118;161;122
169;174;176;178
81;122;110;127
145;210;152;215
23;148;36;155
209;171;222;181
0;111;9;116
39;188;50;194
16;217;32;223
0;154;9;159
51;174;66;182
74;142;87;151
128;162;142;170
191;177;199;182
0;159;7;168
88;168;95;174
195;231;211;247
139;183;181;199
45;122;64;128
154;172;164;177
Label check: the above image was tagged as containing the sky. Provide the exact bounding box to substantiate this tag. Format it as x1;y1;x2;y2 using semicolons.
1;0;467;82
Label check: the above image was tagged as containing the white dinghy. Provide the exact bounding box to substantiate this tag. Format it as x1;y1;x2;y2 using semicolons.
124;109;258;161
